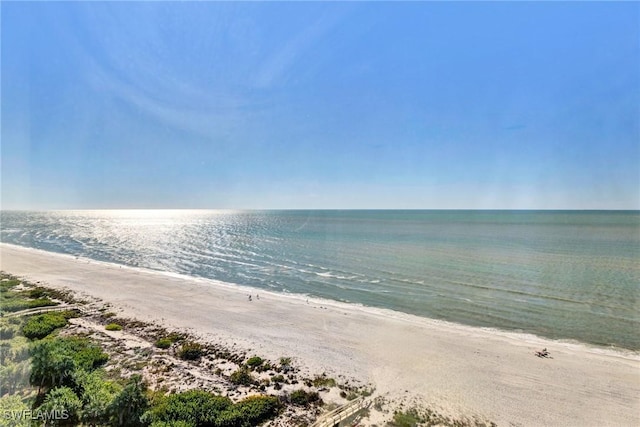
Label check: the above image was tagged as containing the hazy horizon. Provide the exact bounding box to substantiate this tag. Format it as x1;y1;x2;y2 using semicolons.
1;208;639;212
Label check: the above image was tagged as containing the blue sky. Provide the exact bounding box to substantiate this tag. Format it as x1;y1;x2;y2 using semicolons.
2;2;638;209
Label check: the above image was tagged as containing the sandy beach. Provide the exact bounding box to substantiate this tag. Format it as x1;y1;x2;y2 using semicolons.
1;243;638;426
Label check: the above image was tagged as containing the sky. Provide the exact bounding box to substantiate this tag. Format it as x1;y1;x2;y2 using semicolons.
2;2;639;210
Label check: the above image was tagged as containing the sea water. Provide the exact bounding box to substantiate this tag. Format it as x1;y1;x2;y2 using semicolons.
1;210;638;350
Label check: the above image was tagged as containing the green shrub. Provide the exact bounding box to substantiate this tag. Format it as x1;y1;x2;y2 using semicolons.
0;297;58;313
312;375;336;388
279;357;291;366
144;390;231;426
60;310;81;319
11;345;30;363
105;323;123;331
246;356;263;368
155;338;172;349
76;370;121;426
178;342;203;360
224;395;280;425
1;300;29;313
0;278;20;290
166;332;185;343
290;389;321;407
229;367;253;386
28;287;48;299
389;409;425;427
0;395;30;427
22;313;67;339
27;298;59;309
155;332;184;349
271;374;285;383
0;326;16;340
147;393;280;427
73;342;109;371
27;286;73;302
30;337;108;391
215;408;244;427
345;391;359;401
109;375;149;427
38;386;83;425
36;336;109;372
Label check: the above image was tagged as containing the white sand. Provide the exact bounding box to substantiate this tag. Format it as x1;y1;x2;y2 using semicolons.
2;243;638;426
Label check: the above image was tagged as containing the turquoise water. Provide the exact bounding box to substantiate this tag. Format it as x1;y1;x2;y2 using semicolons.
1;210;639;350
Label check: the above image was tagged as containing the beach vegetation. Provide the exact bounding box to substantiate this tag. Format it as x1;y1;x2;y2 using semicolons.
360;387;375;397
178;341;204;360
271;374;285;383
388;408;498;427
246;355;263;368
165;332;186;343
289;389;321;407
0;278;21;289
30;336;108;394
144;391;280;427
37;386;83;425
0;325;17;340
0;342;11;364
150;421;195;427
388;409;424;427
0;283;58;313
109;374;149;426
373;397;386;412
279;356;291;366
28;286;74;303
155;337;173;349
8;316;22;325
345;391;359;401
144;390;231;426
15;344;31;363
76;370;122;425
0;276;290;426
0;360;30;395
22;312;68;339
217;395;280;426
0;277;67;314
28;287;49;299
0;395;30;427
312;374;336;388
230;367;254;386
105;323;123;331
72;342;109;371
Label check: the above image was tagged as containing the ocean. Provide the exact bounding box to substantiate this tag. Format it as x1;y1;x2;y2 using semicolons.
1;210;638;350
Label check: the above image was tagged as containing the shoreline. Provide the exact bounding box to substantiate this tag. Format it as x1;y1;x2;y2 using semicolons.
1;243;639;426
1;243;637;358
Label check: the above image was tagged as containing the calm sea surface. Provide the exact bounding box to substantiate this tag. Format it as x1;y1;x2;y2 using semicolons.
1;210;639;350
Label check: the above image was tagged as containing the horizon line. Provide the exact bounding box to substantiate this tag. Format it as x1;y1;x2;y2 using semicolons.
1;208;639;212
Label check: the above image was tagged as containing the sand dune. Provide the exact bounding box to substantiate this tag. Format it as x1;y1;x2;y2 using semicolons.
1;243;638;426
